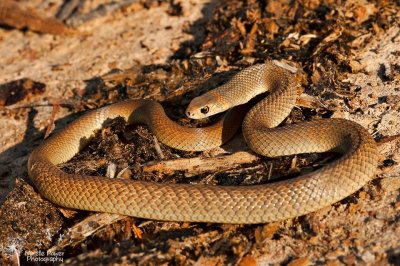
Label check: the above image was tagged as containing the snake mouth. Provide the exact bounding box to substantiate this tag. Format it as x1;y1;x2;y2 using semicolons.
186;110;194;118
185;108;198;119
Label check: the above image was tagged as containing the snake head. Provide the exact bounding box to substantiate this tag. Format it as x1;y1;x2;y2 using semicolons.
186;91;229;119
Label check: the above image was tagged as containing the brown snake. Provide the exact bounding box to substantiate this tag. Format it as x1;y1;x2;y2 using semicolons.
28;61;379;224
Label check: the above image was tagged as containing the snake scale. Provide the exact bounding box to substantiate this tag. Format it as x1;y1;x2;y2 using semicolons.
28;61;378;224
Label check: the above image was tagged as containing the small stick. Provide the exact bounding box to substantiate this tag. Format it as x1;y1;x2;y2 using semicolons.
2;99;83;110
48;213;127;253
0;0;77;35
142;151;260;177
153;136;165;160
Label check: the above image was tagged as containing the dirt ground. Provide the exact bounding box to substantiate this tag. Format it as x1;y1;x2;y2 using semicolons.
0;0;399;265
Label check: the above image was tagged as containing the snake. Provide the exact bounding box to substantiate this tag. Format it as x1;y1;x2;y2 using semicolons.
27;60;379;224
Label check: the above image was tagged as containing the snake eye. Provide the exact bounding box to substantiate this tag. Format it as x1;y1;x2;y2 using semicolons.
200;106;209;114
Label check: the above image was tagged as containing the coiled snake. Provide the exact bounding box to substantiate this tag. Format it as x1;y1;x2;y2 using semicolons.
28;61;378;223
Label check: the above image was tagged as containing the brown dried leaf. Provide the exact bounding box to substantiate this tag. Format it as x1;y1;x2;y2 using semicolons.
265;0;292;18
195;255;224;266
239;256;257;266
58;208;79;219
287;257;311;266
344;0;377;24
132;224;143;240
312;29;342;56
299;34;317;46
255;223;280;243
242;23;258;54
303;0;320;10
233;18;246;36
349;59;366;72
261;18;279;38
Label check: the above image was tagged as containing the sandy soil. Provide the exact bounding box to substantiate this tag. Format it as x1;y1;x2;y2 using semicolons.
0;0;399;265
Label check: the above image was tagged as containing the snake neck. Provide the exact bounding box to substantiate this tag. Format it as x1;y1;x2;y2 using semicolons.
243;64;299;131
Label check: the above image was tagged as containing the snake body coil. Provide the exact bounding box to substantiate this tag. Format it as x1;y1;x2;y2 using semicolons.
28;61;378;223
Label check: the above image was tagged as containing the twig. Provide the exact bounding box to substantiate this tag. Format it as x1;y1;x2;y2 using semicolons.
44;103;61;139
0;0;77;35
56;0;82;21
2;99;83;110
48;213;127;253
378;134;400;145
153;136;165;160
65;0;139;27
142;151;260;177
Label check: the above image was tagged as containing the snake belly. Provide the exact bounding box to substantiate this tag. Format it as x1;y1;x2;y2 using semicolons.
28;61;378;224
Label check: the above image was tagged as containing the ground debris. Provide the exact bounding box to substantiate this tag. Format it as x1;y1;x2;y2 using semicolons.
0;0;77;35
0;179;64;263
0;78;45;107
